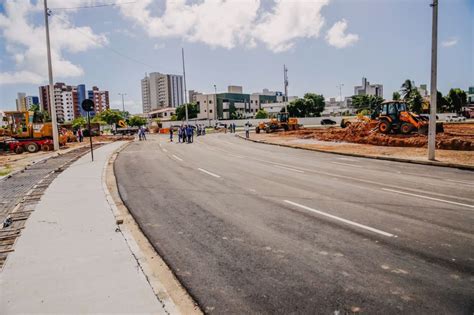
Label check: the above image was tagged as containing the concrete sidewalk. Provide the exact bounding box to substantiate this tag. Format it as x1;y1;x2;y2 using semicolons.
0;142;167;314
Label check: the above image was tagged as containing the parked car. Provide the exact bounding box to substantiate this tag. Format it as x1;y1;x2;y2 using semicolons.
320;119;337;125
445;115;466;122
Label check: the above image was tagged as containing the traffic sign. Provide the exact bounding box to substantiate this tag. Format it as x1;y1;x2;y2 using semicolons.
81;99;94;112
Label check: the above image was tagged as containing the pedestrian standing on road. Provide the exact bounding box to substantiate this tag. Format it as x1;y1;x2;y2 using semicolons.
187;126;192;143
233;123;236;133
77;128;84;142
140;126;147;141
202;125;206;136
178;126;182;143
245;122;250;138
169;127;173;142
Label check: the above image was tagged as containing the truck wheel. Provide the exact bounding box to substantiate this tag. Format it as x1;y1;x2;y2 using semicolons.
400;123;413;134
41;144;51;151
14;146;24;154
26;142;39;153
256;127;260;134
284;124;289;131
265;127;271;133
378;121;391;134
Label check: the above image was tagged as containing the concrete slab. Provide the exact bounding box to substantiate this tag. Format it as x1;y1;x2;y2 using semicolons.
0;141;166;314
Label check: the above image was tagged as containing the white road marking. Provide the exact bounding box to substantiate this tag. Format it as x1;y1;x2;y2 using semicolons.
331;162;362;168
382;188;474;209
284;200;395;237
274;165;305;173
172;154;183;161
198;168;221;178
158;143;162;147
337;157;358;162
446;179;474;186
163;148;168;152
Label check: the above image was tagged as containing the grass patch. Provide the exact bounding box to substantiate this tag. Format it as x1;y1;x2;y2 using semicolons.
0;164;12;176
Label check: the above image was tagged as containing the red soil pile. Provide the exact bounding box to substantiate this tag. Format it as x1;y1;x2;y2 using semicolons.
279;123;474;150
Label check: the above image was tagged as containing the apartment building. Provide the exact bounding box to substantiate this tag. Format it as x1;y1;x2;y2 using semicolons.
39;83;109;122
354;77;383;98
141;72;184;113
15;93;27;111
88;86;110;114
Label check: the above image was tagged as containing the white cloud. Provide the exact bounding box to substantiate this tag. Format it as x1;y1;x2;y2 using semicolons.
120;0;337;52
325;19;359;49
0;0;108;85
442;37;458;47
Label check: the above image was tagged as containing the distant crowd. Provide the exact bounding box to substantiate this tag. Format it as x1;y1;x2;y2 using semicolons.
170;124;207;143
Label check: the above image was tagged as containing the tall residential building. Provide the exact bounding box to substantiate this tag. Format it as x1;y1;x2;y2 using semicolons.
39;83;109;121
188;90;202;103
16;93;27;111
354;77;383;98
141;72;184;113
87;86;110;114
25;96;39;110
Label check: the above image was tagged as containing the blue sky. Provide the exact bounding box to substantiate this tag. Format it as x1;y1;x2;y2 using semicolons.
0;0;472;113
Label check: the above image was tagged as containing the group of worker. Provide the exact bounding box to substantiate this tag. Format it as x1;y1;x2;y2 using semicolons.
170;125;205;143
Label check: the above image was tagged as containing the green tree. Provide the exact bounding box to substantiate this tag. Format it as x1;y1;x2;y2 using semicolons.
351;95;384;112
72;117;86;129
392;91;401;100
400;79;414;100
176;103;198;121
29;104;40;112
255;109;268;119
127;115;147;127
95;109;123;126
285;93;325;117
170;115;177;121
446;88;467;113
436;91;449;112
408;89;423;113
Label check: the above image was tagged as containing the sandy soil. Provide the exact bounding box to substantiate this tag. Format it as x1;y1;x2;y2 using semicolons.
251;123;474;167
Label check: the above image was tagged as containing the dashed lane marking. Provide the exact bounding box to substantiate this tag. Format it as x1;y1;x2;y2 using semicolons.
198;168;221;178
284;200;396;237
382;188;474;209
172;155;183;162
274;165;305;173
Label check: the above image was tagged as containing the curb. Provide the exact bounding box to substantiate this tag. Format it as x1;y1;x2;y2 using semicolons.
103;141;202;315
236;134;474;171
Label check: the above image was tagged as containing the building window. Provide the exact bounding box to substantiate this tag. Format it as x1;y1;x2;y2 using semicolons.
210;109;213;113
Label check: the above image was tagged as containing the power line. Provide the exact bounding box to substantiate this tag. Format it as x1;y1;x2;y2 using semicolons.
49;11;155;69
50;1;138;11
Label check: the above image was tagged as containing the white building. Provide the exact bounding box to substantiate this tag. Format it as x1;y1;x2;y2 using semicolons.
196;94;217;121
147;107;176;122
354;77;383;98
141;72;184;113
16;93;26;111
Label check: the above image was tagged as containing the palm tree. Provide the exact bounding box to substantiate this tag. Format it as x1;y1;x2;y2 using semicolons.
392;91;401;100
400;79;414;100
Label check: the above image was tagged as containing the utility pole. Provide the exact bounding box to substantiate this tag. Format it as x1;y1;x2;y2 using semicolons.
182;48;189;124
43;0;59;151
428;0;438;160
337;84;344;103
213;85;217;126
118;93;127;113
283;65;289;113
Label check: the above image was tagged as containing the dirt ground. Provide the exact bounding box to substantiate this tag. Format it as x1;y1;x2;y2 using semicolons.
252;123;474;167
0;135;133;177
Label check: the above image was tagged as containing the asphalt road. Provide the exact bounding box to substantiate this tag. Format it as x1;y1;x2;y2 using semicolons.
115;133;474;314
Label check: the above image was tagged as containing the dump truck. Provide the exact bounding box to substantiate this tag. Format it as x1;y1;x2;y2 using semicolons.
255;113;300;133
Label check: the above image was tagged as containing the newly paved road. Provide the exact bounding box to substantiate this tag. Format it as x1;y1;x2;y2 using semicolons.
115;133;474;314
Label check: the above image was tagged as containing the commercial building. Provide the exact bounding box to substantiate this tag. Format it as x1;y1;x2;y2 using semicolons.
354;77;383;98
141;72;184;113
15;93;27;111
188;90;202;103
467;86;474;105
25;96;39;110
196;86;280;120
39;83;109;122
147;107;176;122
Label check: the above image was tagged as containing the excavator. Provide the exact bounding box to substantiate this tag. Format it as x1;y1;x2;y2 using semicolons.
373;101;443;134
1;110;68;153
255;112;300;133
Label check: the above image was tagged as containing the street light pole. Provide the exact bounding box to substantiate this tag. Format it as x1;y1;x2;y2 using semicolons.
43;0;59;151
428;0;438;161
213;85;217;124
118;93;127;113
182;48;189;124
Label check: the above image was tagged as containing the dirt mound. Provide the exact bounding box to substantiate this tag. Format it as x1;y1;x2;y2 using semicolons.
278;122;474;151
